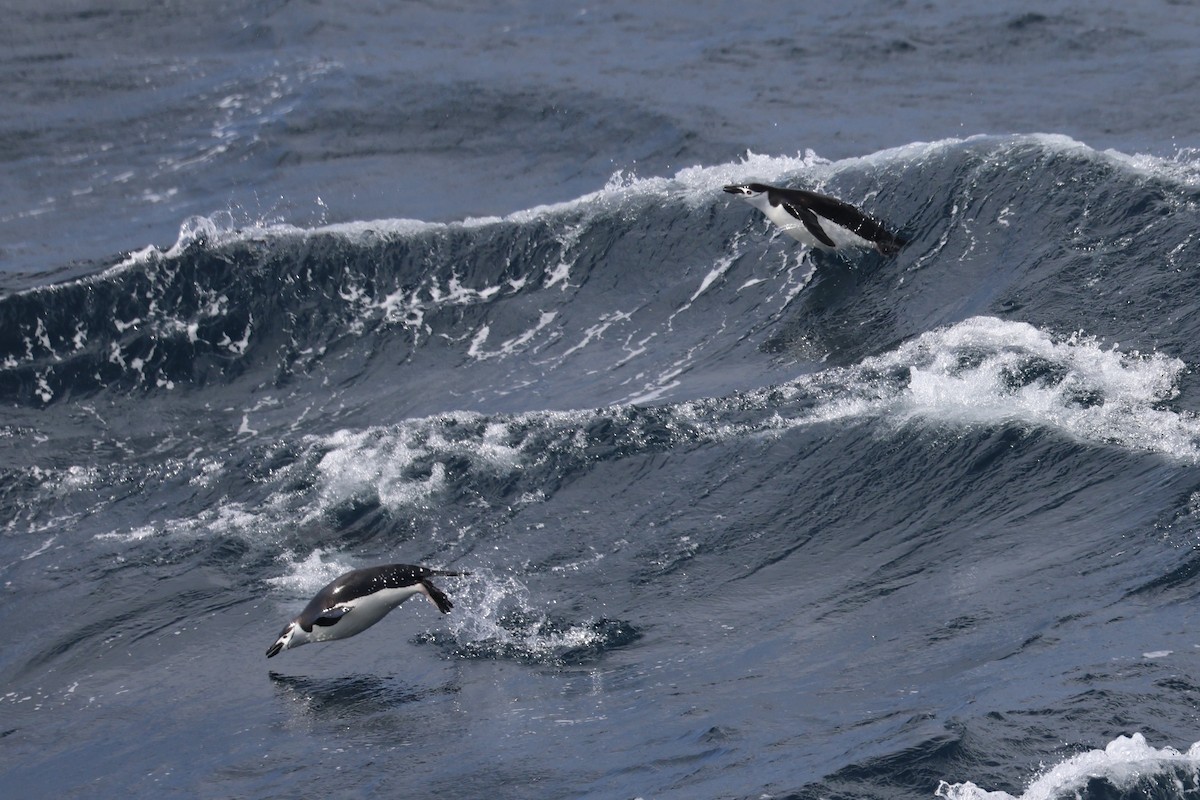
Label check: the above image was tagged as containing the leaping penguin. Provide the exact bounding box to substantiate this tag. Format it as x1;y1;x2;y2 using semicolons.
266;563;470;658
724;182;906;255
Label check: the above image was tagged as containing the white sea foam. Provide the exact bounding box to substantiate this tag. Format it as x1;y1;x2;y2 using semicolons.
94;501;267;544
99;212;440;278
786;316;1200;463
265;549;356;597
937;733;1200;800
303;414;525;518
309;428;447;516
468;311;559;360
1102;145;1200;188
549;309;635;363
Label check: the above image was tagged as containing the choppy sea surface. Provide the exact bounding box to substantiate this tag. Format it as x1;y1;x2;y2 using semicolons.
5;2;1200;798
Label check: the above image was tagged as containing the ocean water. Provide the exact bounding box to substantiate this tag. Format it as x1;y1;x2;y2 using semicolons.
5;2;1200;798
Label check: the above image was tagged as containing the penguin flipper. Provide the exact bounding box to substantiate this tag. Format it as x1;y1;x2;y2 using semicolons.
313;606;351;627
784;201;838;248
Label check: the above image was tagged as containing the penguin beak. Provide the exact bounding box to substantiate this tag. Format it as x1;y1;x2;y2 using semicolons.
722;184;747;195
266;623;293;658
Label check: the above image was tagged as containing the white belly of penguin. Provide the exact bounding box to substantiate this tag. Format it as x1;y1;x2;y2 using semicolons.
312;585;425;642
759;201;873;251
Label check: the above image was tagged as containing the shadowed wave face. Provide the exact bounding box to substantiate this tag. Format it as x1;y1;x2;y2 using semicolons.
5;134;1193;418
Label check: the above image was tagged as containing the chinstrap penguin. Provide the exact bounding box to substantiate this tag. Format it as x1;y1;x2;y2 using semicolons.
266;563;470;658
724;182;906;255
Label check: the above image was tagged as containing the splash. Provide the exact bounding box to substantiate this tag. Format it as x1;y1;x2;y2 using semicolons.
432;570;639;665
937;733;1200;800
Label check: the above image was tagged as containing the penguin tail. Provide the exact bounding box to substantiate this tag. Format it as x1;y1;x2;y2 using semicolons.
875;236;907;256
421;579;455;613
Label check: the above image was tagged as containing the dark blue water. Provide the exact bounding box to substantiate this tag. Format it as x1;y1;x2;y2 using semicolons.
5;2;1200;798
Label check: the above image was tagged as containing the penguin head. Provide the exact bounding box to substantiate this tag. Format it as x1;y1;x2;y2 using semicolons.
723;183;772;198
723;183;777;214
266;620;306;658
